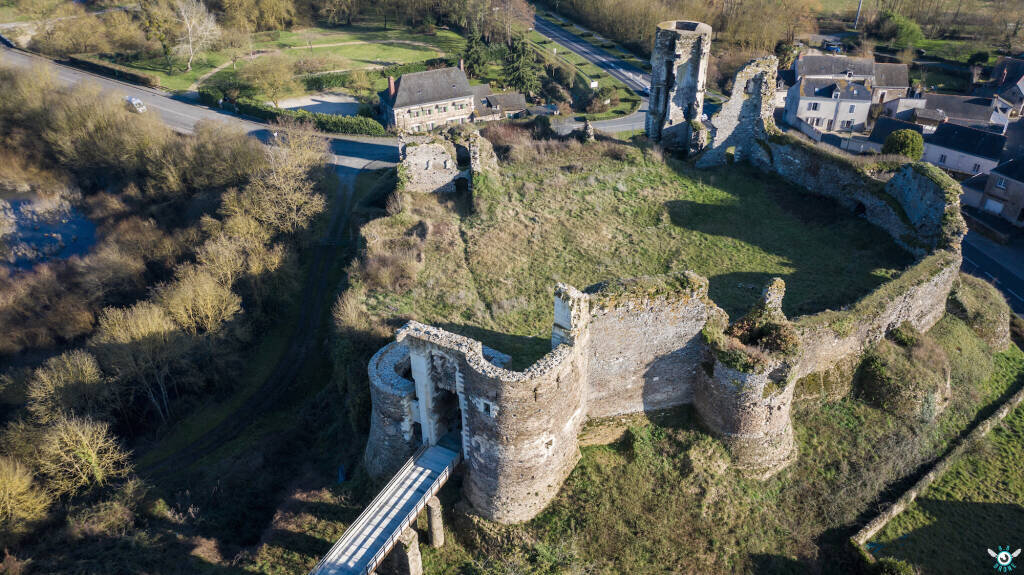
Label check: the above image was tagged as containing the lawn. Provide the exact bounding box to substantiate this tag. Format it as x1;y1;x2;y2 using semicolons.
911;68;970;94
354;134;912;366
872;352;1024;573
111;23;463;92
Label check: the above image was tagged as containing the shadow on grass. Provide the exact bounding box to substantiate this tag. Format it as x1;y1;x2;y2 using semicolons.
663;164;913;319
871;499;1024;573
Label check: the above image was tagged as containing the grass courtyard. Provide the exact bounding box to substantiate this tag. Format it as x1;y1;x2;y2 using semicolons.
351;129;912;367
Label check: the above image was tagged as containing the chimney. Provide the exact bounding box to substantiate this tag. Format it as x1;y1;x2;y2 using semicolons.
388;76;396;99
459;58;465;73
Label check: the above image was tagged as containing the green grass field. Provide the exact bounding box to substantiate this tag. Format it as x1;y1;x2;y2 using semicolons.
112;23;462;92
354;135;911;366
872;352;1024;573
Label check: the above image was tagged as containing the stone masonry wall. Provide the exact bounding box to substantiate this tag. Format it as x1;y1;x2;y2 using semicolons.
646;21;712;151
696;56;778;168
400;140;464;194
584;272;718;419
394;322;589;524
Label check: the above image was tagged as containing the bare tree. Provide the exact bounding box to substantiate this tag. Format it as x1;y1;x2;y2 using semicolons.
173;0;221;72
36;417;132;496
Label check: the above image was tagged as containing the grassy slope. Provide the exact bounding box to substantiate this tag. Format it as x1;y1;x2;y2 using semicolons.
420;320;1024;574
872;354;1024;573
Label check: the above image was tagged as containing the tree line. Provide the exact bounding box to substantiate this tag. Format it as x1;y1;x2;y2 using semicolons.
0;61;330;555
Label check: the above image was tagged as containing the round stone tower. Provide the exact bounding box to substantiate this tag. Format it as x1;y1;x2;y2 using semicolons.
645;20;712;153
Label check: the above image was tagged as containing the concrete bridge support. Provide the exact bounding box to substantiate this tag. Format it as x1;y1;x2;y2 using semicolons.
378;528;422;575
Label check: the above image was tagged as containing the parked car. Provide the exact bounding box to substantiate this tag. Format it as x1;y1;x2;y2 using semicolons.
125;96;147;113
639;86;650;97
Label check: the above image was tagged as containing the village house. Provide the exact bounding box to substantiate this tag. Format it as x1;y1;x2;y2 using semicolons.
985;57;1024;117
379;66;528;133
961;158;1024;227
784;55;909;134
882;93;1011;134
921;122;1005;176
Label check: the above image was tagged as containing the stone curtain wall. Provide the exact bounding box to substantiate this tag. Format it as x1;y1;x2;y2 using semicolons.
399;141;464;194
362;19;968;524
792;250;961;380
584;272;718;419
696;57;778;168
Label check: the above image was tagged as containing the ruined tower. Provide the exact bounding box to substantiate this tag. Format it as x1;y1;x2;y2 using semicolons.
645;20;712;152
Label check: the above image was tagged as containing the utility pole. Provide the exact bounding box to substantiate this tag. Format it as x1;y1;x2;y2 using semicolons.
854;0;864;29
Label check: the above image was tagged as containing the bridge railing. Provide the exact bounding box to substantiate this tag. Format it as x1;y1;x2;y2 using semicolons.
309;443;457;575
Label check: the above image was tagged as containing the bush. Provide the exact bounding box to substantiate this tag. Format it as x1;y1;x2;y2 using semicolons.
873;11;924;47
198;86;224;107
882;129;924;160
873;557;917;574
967;51;989;67
65;55;160;88
949;273;1011;350
858;337;950;423
234;97;387;136
0;456;51;548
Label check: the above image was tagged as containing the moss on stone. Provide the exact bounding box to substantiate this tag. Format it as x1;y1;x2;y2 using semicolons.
948;273;1011;350
587;271;705;307
857;336;950;423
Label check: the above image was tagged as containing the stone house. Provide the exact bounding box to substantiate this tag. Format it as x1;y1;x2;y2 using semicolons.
921;123;1005;176
961;158;1024;226
379;67;475;133
469;84;528;122
793;55;909;103
785;77;873;132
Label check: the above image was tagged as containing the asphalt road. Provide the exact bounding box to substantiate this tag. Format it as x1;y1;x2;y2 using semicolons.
533;14;649;135
963;234;1024;316
0;47;400;173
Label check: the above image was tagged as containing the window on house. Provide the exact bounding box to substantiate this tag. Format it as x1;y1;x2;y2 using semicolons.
997;177;1008;189
972;163;981;172
483;402;491;415
807;102;820;111
848;104;856;113
841;120;853;129
939;154;947;164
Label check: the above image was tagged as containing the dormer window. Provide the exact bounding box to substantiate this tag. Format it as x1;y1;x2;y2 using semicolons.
832;91;840;99
846;70;853;78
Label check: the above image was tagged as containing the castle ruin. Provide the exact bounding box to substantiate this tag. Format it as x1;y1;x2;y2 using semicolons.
362;21;967;526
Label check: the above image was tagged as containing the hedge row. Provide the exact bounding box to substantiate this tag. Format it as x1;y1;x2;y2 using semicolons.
234;97;387;136
66;54;161;88
302;57;452;93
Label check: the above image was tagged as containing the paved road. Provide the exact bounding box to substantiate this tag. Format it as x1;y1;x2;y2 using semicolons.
963;233;1024;316
532;14;648;135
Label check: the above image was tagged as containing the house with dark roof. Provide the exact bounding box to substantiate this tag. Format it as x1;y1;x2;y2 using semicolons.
864;116;923;149
784;77;873;132
991;57;1024;116
792;54;909;103
960;158;1024;227
379;67;475;132
379;67;528;133
921;122;1006;176
921;94;1011;133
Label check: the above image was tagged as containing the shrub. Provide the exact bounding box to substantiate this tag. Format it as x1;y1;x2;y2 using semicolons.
0;456;52;548
873;557;917;574
882;129;924;160
949;273;1011;350
888;321;920;348
198;86;224;107
873;11;924;47
65;55;160;88
26;350;111;425
967;51;989;67
858;337;950;423
233;97;387;136
37;417;132;497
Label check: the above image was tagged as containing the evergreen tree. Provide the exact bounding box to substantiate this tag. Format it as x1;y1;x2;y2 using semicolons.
503;37;540;95
462;26;490;78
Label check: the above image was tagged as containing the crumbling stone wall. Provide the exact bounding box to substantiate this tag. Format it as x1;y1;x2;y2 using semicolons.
362;19;969;526
646;20;712;152
584;272;718;418
400;140;464;194
696;56;778;168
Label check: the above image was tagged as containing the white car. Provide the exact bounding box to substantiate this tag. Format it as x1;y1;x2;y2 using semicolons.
125;96;147;113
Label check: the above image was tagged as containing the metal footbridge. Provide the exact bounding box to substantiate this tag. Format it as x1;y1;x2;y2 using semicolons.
310;437;460;575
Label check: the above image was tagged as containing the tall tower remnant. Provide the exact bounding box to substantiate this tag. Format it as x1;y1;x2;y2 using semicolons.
645;20;712;152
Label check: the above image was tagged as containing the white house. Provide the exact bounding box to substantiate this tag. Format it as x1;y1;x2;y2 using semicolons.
785;78;873;132
921;122;1006;176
